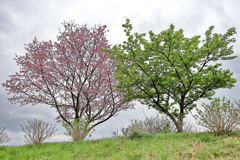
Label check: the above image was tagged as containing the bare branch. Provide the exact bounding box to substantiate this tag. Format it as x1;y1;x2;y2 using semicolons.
0;126;11;145
21;119;58;145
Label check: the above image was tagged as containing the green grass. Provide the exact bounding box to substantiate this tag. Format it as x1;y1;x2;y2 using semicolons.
1;130;240;160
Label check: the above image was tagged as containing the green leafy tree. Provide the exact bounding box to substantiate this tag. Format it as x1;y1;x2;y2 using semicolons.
102;18;237;132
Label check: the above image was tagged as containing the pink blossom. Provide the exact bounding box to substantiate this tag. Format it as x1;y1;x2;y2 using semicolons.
2;21;134;132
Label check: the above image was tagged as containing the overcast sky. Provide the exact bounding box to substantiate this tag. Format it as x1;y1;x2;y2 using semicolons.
1;0;240;146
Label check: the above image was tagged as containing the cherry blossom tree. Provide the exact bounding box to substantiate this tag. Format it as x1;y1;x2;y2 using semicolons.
2;21;134;140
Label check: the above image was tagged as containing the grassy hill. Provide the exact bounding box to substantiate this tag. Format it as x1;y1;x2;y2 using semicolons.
1;130;240;160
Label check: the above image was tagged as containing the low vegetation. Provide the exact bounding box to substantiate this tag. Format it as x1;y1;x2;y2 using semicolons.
21;119;58;145
1;96;240;159
1;130;240;160
193;96;240;136
112;112;201;139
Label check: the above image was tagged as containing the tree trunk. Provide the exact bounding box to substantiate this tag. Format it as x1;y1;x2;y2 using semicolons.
69;118;90;141
173;101;185;133
164;110;184;133
176;122;183;133
177;108;184;133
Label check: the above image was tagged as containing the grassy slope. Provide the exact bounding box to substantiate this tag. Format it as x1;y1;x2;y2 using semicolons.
1;130;240;160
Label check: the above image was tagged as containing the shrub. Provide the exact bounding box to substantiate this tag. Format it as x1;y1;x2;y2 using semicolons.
144;113;175;134
0;126;11;145
192;96;240;136
111;119;148;138
128;132;143;140
142;113;200;134
227;95;240;129
112;113;200;138
61;118;94;141
21;119;58;145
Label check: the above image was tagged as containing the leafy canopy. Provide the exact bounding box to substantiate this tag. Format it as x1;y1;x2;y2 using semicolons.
103;18;237;123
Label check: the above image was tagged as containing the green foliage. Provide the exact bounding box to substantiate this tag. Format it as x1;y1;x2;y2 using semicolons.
200;134;215;143
125;119;148;134
192;96;240;136
161;120;172;134
61;118;94;141
102;18;237;132
128;132;143;140
0;146;8;151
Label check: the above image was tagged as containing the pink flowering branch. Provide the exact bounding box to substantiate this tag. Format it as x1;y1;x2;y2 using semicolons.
2;21;134;140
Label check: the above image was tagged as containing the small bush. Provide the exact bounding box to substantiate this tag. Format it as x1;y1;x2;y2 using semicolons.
61;118;94;141
112;113;200;138
21;119;58;145
144;114;175;134
160;120;171;134
0;126;11;144
192;96;240;136
128;132;143;140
